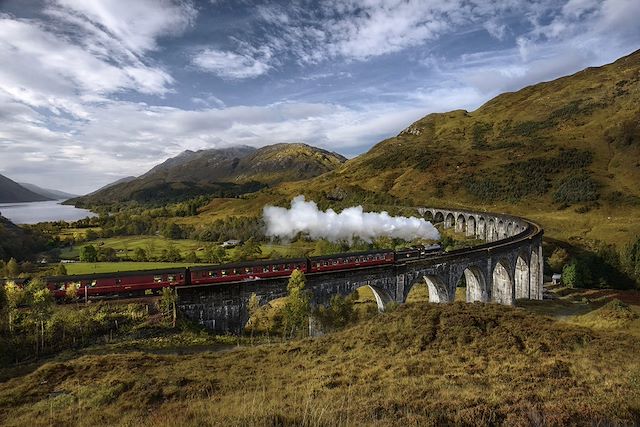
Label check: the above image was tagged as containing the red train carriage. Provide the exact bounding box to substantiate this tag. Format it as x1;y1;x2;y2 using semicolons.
189;258;308;286
45;268;188;300
308;250;395;273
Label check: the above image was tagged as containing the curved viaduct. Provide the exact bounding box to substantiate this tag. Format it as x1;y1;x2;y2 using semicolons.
179;208;544;333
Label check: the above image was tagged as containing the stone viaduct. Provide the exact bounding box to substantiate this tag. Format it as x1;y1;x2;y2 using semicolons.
178;207;544;333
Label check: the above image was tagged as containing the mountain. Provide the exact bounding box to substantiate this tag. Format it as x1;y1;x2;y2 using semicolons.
87;176;137;196
315;49;640;208
18;183;77;200
0;174;52;203
195;50;640;246
71;143;346;205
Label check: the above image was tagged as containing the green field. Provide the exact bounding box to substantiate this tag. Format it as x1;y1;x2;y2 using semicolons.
63;262;210;275
60;235;315;260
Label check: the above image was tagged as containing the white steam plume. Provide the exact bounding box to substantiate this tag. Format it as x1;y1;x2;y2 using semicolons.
263;196;440;242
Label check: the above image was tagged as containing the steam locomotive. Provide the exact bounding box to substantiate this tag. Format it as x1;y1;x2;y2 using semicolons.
45;245;441;300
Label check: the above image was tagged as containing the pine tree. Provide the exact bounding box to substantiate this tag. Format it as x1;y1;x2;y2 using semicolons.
247;292;260;343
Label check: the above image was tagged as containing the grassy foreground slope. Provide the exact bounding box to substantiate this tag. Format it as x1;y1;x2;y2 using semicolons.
1;303;639;426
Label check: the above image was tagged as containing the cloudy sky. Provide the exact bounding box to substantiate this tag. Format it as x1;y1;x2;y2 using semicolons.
0;0;638;194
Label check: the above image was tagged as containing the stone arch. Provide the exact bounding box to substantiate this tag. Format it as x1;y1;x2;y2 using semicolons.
491;259;513;305
424;210;434;221
477;217;486;240
506;222;514;237
455;214;466;233
497;220;506;240
445;213;455;229
423;275;450;303
368;285;393;311
515;255;529;299
487;219;496;242
463;266;488;302
530;246;542;300
466;216;476;237
434;211;445;223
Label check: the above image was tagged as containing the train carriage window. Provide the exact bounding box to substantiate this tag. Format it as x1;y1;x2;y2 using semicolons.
245;267;252;274
208;271;218;277
263;266;270;273
91;280;97;287
168;275;176;283
154;276;162;283
179;274;184;279
221;270;227;276
116;279;122;285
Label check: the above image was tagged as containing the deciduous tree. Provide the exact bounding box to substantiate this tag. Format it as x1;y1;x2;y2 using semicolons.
282;269;310;338
56;262;67;276
6;258;19;277
80;245;98;263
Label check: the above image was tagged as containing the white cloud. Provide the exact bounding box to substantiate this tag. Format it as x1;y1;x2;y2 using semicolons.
192;48;271;79
49;0;196;55
0;0;195;117
0;95;450;193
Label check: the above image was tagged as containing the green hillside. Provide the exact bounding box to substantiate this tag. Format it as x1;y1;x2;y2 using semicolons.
193;50;640;246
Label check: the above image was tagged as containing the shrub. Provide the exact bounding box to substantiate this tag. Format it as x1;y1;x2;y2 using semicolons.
554;172;600;205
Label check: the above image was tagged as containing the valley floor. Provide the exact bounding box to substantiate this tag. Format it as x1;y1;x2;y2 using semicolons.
1;287;639;426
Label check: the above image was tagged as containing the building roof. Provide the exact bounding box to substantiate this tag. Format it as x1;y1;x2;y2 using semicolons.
552;273;562;279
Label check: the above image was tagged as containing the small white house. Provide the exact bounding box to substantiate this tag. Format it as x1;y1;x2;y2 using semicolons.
221;239;242;248
552;273;562;285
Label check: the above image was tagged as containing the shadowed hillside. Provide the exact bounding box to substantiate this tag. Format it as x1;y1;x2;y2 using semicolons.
1;302;639;426
71;143;346;205
0;174;52;203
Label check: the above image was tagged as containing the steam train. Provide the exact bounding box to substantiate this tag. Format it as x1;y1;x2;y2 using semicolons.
45;245;441;300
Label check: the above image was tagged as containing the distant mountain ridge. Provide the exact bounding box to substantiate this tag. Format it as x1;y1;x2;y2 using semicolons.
18;183;77;200
88;176;137;196
0;174;52;203
71;143;346;205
